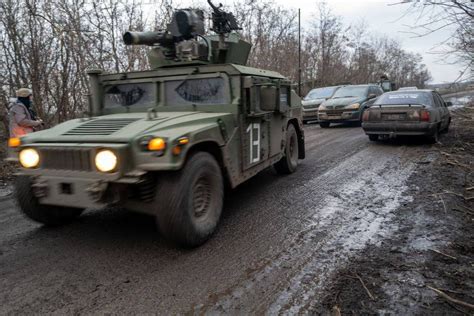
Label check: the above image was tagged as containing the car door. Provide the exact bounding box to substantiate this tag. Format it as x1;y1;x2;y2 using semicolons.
240;76;273;171
433;92;450;129
433;92;449;129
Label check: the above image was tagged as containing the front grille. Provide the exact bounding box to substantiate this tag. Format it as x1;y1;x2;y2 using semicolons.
63;118;139;136
325;109;345;116
40;148;93;171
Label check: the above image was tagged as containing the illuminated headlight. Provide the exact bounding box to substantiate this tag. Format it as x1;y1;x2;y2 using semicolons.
345;103;360;110
19;148;40;168
95;150;118;172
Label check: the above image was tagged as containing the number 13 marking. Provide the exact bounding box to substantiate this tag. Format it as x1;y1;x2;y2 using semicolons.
246;123;261;164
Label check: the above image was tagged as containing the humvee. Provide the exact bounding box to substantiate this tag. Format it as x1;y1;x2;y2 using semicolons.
9;2;305;247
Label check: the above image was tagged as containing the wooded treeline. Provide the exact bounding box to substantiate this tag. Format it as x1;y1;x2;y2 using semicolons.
0;0;432;135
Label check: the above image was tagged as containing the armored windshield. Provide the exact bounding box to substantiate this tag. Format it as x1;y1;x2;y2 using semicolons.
165;78;228;105
332;86;368;98
104;83;155;108
305;87;338;100
375;92;432;106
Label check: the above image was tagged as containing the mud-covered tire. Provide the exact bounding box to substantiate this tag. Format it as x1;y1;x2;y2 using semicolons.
14;176;83;226
442;118;451;133
155;152;223;248
319;122;330;128
368;134;379;141
274;124;299;174
427;127;439;144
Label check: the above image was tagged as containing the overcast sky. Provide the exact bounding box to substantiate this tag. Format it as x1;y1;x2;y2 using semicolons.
163;0;464;84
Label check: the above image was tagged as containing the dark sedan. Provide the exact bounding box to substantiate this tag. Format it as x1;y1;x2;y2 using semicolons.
317;84;384;128
362;90;452;143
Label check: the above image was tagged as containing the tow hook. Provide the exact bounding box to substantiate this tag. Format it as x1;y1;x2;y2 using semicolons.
86;181;108;202
31;177;49;198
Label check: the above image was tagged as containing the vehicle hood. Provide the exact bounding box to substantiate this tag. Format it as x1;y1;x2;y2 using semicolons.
22;112;232;144
302;98;326;108
322;97;365;109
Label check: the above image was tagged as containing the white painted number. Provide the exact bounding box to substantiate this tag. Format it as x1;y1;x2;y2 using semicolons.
246;123;261;164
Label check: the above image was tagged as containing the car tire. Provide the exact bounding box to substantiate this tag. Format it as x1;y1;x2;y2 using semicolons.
427;127;439;144
14;175;83;226
368;134;378;141
274;124;299;174
319;122;330;128
155;152;223;248
443;118;451;133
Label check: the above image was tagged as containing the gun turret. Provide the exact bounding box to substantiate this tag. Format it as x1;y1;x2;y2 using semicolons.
122;2;250;68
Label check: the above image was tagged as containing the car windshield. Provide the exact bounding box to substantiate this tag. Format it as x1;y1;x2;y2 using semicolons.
104;83;155;108
165;77;228;105
375;92;432;106
332;86;368;98
305;87;338;100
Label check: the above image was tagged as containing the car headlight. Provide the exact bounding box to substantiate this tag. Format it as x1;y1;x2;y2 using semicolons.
319;104;327;110
95;150;118;172
19;148;40;169
345;103;360;110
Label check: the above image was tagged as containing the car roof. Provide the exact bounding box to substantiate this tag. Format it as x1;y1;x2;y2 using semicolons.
386;89;433;94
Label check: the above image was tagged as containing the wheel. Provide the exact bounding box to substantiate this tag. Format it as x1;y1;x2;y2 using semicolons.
274;124;299;174
14;176;83;226
319;122;330;128
155;152;223;248
427;127;439;144
443;118;451;133
368;134;378;141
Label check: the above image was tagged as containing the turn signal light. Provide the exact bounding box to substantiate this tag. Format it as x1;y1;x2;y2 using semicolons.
148;138;166;151
8;137;21;148
362;111;370;121
420;110;430;122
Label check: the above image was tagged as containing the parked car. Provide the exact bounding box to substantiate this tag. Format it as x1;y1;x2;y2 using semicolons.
362;89;452;143
398;86;418;91
302;86;342;123
318;84;384;128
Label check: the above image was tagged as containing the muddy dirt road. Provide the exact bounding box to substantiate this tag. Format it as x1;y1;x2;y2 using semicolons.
1;112;472;314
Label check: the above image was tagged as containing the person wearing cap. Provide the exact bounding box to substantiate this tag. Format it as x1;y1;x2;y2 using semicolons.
8;88;43;138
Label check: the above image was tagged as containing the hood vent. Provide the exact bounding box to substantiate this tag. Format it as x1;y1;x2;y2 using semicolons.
63;118;139;136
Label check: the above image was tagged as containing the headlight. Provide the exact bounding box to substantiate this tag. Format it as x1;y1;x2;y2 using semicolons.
319;104;327;110
346;103;360;110
19;148;40;168
95;150;118;172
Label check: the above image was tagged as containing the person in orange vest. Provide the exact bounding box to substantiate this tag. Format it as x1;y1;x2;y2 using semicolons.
8;88;43;138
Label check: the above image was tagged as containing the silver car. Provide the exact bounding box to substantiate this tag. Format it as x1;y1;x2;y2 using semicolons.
302;86;342;123
362;90;452;143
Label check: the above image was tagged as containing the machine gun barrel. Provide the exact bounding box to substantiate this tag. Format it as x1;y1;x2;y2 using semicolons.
123;31;172;46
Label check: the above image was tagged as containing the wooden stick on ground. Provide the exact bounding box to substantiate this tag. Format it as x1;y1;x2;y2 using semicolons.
354;273;375;301
429;248;458;261
427;286;474;310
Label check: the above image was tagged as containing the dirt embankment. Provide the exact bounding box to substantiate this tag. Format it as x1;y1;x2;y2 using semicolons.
320;103;474;315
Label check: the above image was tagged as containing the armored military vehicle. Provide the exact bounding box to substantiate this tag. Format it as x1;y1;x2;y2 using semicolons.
9;1;305;247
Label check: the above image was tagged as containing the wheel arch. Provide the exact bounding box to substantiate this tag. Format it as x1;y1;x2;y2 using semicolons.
184;141;230;186
287;118;305;159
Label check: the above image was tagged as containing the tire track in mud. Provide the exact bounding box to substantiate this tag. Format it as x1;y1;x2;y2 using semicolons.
196;144;421;314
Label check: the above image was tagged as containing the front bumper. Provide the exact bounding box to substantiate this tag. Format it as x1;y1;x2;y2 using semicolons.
362;121;437;136
318;110;361;123
302;108;319;121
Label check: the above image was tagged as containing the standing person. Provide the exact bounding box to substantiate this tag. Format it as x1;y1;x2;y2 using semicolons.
8;88;43;138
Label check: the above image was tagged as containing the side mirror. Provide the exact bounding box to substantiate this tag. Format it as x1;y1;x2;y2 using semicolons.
446;101;453;107
260;86;278;111
368;93;377;99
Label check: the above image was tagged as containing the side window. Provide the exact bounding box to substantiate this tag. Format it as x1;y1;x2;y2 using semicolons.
434;93;446;107
431;93;442;108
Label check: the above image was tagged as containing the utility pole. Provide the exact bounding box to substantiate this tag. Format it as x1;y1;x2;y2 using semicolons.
298;8;302;96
